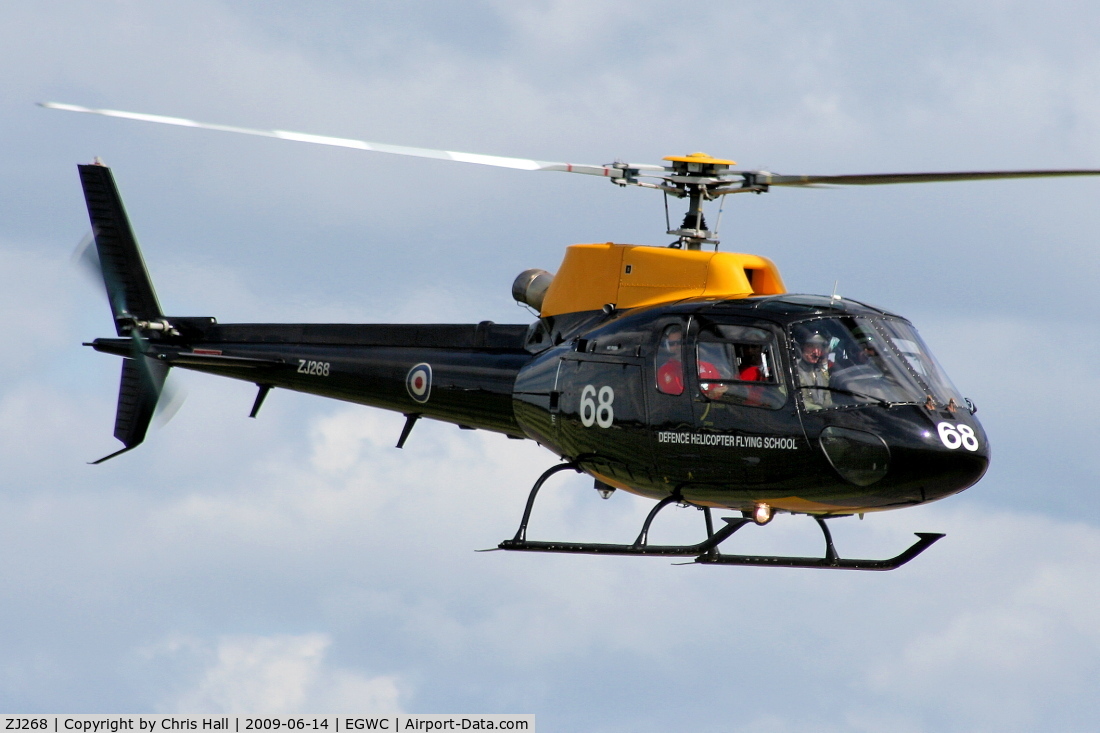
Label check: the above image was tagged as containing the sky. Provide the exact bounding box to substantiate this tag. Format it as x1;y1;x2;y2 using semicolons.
2;1;1100;730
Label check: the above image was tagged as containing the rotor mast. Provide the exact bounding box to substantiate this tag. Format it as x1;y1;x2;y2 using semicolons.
660;153;742;249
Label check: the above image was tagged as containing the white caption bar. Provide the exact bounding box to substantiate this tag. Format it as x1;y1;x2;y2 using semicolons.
0;716;534;733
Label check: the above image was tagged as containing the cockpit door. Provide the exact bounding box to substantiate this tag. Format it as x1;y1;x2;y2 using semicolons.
648;318;703;489
681;317;810;495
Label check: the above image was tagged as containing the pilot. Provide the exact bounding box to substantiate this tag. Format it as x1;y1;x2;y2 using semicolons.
830;325;893;404
796;330;831;410
852;325;880;364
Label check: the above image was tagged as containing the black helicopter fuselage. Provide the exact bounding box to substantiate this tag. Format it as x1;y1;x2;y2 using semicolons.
91;294;988;516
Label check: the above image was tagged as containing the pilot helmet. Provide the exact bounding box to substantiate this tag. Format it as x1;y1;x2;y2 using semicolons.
800;331;828;348
852;325;876;345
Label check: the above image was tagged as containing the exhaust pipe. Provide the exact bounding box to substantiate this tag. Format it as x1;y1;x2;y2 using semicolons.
512;268;553;312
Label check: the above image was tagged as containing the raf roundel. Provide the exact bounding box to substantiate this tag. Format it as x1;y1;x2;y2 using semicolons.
406;363;433;404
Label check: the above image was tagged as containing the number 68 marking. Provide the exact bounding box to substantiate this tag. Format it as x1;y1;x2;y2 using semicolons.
580;384;615;428
937;422;979;451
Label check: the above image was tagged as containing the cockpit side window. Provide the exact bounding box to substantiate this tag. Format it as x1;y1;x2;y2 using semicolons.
695;324;787;410
655;324;685;396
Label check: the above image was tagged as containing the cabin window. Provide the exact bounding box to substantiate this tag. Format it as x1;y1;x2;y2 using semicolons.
695;324;787;410
655;324;685;395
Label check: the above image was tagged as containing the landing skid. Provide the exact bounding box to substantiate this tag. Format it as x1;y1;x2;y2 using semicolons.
496;463;945;571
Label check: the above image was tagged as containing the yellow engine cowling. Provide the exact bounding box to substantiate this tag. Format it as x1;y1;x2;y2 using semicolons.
533;243;786;317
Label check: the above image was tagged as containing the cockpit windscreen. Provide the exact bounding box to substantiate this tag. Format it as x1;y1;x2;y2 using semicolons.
790;316;964;410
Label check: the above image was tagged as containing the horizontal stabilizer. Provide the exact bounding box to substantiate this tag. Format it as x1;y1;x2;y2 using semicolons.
168;352;284;368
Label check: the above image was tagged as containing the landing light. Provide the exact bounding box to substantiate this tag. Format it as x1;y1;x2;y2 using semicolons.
753;503;773;525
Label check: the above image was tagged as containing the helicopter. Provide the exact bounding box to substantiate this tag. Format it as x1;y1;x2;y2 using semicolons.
41;102;1100;571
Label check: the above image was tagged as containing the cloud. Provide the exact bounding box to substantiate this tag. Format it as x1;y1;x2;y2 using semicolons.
857;510;1100;732
157;633;404;714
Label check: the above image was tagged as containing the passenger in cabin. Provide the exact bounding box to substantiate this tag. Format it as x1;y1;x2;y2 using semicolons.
691;326;786;410
737;343;765;381
656;325;685;395
696;331;731;400
733;343;767;406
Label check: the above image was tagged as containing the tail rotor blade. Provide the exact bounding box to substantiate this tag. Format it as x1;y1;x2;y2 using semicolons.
153;372;187;428
71;230;98;279
72;229;129;318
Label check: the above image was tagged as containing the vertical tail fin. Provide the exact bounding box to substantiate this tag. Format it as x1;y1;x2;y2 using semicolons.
79;162;170;463
78;161;163;333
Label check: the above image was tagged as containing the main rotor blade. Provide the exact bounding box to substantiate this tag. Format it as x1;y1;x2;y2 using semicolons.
756;169;1100;186
39;102;664;179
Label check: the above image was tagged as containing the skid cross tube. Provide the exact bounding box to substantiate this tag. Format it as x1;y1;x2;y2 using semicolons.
817;516;839;562
632;493;680;547
510;462;582;543
501;466;754;556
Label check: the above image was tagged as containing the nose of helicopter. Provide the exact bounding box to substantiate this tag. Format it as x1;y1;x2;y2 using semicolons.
816;416;990;506
902;436;989;502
